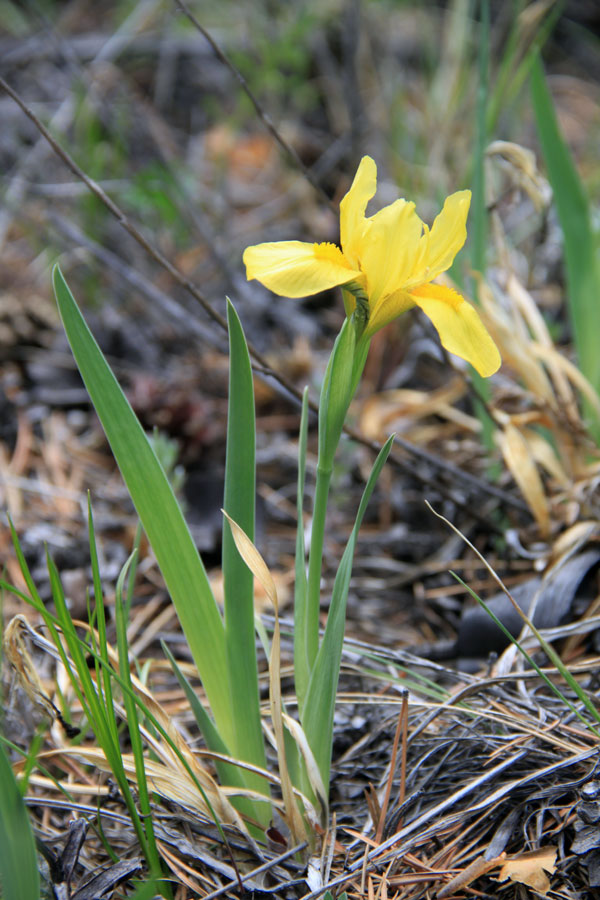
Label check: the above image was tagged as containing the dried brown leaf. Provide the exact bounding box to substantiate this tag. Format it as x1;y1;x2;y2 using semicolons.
497;847;557;894
500;422;550;537
222;510;308;842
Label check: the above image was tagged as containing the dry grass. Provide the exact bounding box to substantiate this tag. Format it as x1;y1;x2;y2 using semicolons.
1;2;600;897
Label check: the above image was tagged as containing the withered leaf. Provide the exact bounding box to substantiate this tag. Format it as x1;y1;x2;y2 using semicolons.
497;847;557;894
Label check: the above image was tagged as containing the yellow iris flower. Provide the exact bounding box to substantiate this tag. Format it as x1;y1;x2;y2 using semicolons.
243;156;500;377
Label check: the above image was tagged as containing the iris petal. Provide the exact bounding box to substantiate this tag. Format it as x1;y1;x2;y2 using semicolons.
409;191;471;285
360;199;422;304
243;241;360;298
410;282;501;376
363;288;416;337
340;156;377;269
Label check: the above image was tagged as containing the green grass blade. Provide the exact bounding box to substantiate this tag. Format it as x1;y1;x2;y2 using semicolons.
222;300;267;797
86;498;118;755
115;553;163;882
77;641;240;848
162;642;259;811
0;742;40;900
452;572;600;736
44;552;154;861
306;319;356;668
530;55;600;439
162;642;233;758
485;0;524;133
45;551;113;748
3;526;237;852
52;265;232;743
302;435;395;791
16;543;150;856
317;317;356;468
6;517;47;617
125;882;161;900
486;0;560;134
293;387;310;716
471;0;490;288
469;0;495;450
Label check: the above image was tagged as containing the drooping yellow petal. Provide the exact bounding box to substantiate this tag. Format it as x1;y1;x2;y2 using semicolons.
243;241;360;298
340;156;377;269
410;282;501;377
360;198;422;304
409;190;471;286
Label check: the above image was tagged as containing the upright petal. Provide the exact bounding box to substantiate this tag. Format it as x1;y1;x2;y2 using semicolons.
244;241;360;298
409;190;471;286
359;198;422;304
410;282;501;377
340;156;377;269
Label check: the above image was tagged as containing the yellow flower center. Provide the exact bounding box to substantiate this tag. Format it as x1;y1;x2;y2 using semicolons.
313;241;350;265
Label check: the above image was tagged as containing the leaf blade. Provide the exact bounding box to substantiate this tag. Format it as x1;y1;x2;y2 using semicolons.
302;435;395;791
52;265;232;741
530;55;600;438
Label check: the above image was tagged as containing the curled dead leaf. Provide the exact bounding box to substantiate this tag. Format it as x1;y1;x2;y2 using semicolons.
497;847;557;894
500;422;550;537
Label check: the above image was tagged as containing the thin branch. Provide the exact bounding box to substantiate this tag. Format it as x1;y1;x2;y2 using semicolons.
174;0;336;211
45;212;220;346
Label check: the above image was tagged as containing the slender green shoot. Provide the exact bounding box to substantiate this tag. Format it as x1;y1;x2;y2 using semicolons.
452;573;600;737
115;552;164;882
1;556;240;859
45;551;160;875
294;387;310;716
470;0;495;451
306;317;356;668
222;299;268;815
161;642;257;806
530;54;600;440
302;435;395;793
486;0;561;134
0;741;40;900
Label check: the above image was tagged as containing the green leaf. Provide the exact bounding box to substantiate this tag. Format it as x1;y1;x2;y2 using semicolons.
45;550;153;860
86;498;118;762
307;318;357;667
293;388;311;715
530;55;600;439
222;300;267;799
318;318;356;469
0;742;40;900
486;0;560;134
471;0;490;284
115;552;162;877
302;435;395;792
469;0;495;451
52;266;232;744
162;642;259;807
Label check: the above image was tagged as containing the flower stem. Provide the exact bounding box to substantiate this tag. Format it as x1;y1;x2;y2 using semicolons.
305;462;332;668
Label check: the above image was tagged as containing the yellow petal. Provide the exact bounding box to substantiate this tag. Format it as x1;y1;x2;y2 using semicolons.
340;156;377;269
360;198;423;304
410;190;471;285
243;241;360;298
410;282;501;377
363;288;416;337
